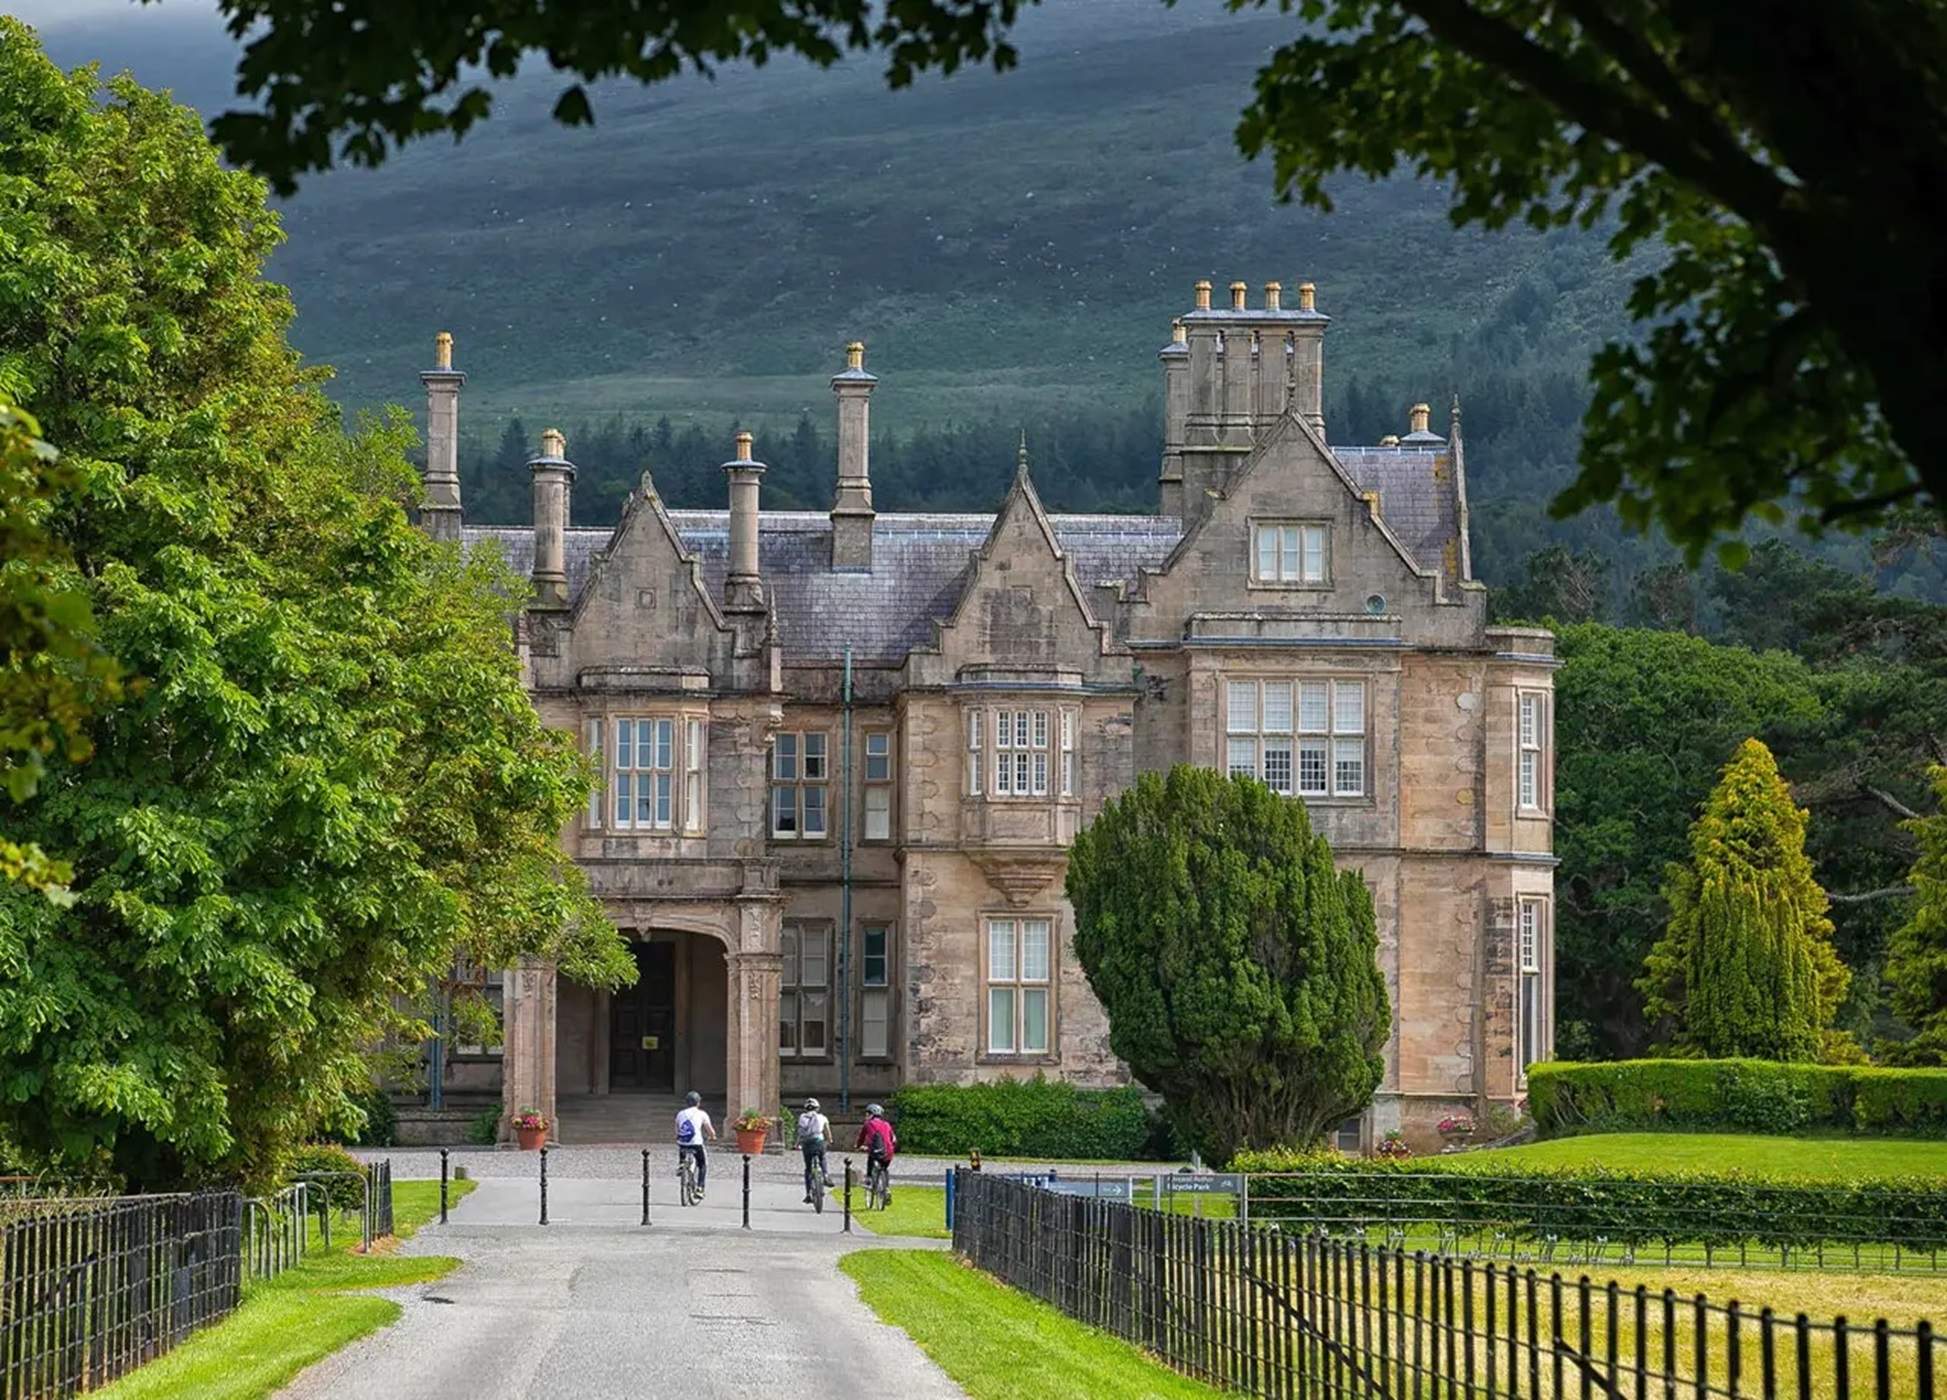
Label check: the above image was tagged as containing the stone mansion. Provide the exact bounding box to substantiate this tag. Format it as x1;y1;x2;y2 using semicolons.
415;278;1556;1150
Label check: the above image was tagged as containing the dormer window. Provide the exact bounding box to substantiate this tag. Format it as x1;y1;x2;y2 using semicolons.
1252;521;1329;586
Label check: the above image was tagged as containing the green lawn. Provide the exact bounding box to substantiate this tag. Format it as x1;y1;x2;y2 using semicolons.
840;1249;1221;1400
853;1184;950;1240
95;1178;473;1400
1450;1132;1947;1179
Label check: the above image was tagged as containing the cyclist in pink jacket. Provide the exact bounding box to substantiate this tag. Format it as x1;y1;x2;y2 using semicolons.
855;1104;897;1204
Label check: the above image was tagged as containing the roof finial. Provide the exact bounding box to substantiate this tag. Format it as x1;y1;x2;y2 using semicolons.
1450;392;1462;428
1016;430;1031;480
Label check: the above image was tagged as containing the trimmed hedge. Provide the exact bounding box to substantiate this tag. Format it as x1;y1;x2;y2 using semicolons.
286;1143;369;1211
890;1078;1154;1160
1527;1059;1947;1137
1231;1148;1947;1254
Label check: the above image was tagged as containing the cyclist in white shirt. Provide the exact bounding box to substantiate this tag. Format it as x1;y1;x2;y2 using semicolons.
795;1097;832;1203
675;1091;716;1195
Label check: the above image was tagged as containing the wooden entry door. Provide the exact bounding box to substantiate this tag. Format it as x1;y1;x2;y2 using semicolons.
609;942;676;1092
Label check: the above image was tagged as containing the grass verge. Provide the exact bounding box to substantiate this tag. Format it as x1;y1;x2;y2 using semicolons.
853;1185;950;1240
840;1249;1221;1399
94;1178;474;1400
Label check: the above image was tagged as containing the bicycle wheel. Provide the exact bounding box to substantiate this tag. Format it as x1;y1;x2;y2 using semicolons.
811;1172;825;1214
870;1167;889;1211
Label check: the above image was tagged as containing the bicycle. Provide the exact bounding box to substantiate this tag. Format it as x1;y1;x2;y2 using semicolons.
865;1156;891;1211
677;1149;704;1207
809;1160;826;1215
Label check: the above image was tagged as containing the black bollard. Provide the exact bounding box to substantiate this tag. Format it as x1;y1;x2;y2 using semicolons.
539;1146;549;1226
741;1154;751;1230
843;1158;853;1234
439;1148;450;1225
641;1149;651;1227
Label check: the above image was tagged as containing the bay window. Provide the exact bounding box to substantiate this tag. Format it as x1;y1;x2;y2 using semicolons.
965;706;1078;801
1518;691;1548;813
1518;899;1546;1078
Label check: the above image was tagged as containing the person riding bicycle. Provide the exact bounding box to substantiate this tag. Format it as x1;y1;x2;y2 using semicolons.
854;1103;897;1204
795;1097;832;1204
675;1090;716;1197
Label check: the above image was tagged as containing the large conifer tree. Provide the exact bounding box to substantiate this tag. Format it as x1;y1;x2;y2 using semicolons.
1065;766;1389;1165
1639;738;1849;1061
1884;769;1947;1064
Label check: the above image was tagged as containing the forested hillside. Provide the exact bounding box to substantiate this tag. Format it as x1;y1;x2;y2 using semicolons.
35;0;1923;594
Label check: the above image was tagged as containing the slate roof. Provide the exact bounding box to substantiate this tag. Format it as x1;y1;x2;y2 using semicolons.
1335;445;1458;580
461;441;1460;663
462;512;1181;663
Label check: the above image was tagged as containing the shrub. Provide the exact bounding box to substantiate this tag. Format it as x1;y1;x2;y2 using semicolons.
285;1143;369;1211
890;1078;1153;1160
1231;1148;1947;1255
466;1107;500;1146
1527;1059;1947;1136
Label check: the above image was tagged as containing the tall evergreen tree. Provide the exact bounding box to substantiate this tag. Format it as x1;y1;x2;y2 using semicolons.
1639;738;1850;1061
1883;769;1947;1064
1065;766;1389;1164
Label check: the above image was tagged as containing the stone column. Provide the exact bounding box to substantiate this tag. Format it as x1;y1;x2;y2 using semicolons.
500;958;558;1144
724;893;783;1125
528;428;575;609
830;342;878;570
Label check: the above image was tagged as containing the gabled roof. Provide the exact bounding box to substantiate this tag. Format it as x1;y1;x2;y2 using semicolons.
461;512;1180;664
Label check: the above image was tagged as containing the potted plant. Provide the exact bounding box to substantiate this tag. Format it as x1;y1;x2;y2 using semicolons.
1375;1129;1411;1161
1436;1114;1476;1151
510;1109;548;1151
735;1107;769;1155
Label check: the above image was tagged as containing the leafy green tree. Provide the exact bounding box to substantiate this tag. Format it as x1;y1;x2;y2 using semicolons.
189;0;1944;550
1639;738;1850;1061
0;24;630;1187
1064;765;1388;1165
1883;769;1947;1065
1489;544;1611;625
1552;624;1822;1057
0;396;119;894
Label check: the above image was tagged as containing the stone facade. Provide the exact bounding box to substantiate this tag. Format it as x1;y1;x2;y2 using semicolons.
420;278;1556;1150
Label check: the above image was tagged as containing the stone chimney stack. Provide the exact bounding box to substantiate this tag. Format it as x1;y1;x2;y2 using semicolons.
528;427;574;608
724;430;766;611
830;341;878;571
1157;319;1189;517
419;331;465;541
1294;283;1326;435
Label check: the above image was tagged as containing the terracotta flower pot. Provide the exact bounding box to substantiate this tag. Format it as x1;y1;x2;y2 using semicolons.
735;1126;767;1155
515;1124;546;1151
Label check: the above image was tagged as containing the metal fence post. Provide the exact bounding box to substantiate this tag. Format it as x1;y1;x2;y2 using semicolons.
1240;1173;1250;1230
641;1149;652;1227
439;1148;449;1225
946;1165;956;1231
742;1154;752;1230
844;1158;854;1234
539;1146;549;1226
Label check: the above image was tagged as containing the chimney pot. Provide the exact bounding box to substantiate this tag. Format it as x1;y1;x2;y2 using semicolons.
1298;282;1317;312
434;331;453;370
734;430;754;462
1379;434;1401;447
845;340;865;370
541;426;566;459
1409;402;1431;434
1193;279;1212;311
1229;281;1248;311
1264;282;1282;311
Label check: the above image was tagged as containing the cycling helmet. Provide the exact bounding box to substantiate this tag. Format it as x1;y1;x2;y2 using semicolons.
803;1097;821;1111
866;1103;885;1118
685;1090;701;1107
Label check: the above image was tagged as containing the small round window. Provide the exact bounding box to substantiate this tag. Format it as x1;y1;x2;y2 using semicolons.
1365;593;1387;615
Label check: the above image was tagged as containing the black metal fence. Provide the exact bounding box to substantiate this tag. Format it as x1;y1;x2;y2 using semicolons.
952;1169;1946;1399
0;1192;243;1400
